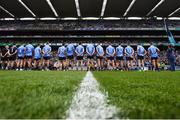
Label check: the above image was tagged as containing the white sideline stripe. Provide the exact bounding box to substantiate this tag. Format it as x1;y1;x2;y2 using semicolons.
66;71;119;119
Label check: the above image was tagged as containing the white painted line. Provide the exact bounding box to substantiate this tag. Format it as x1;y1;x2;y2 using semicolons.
66;71;119;119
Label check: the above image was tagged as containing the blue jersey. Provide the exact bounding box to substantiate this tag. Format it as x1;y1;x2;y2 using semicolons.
18;46;25;57
106;45;115;56
116;46;124;57
86;44;95;56
125;46;134;57
137;45;145;56
25;44;34;56
76;45;84;56
148;45;159;58
34;46;41;59
58;46;66;58
66;44;75;56
43;45;51;57
96;45;104;56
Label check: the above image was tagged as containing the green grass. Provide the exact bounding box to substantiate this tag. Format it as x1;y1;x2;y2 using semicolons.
0;71;86;119
93;71;180;119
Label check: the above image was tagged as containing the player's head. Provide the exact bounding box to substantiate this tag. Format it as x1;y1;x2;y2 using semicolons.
150;42;154;46
5;45;9;49
138;42;142;46
168;43;174;48
13;43;16;46
61;43;65;46
127;41;130;46
79;42;82;45
37;43;40;47
46;42;49;45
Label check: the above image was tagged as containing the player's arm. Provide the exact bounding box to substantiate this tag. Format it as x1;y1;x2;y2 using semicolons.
95;47;98;54
73;46;75;55
57;48;60;56
92;47;96;55
81;47;85;56
86;46;90;55
48;47;51;54
136;47;138;55
10;48;17;57
112;48;115;56
131;48;134;59
157;48;160;54
24;47;27;55
122;49;124;56
124;48;127;56
32;47;35;57
75;47;79;56
65;48;67;56
42;47;45;55
102;48;105;56
48;47;52;55
147;48;151;59
115;48;118;56
106;48;109;55
144;49;147;56
4;49;10;57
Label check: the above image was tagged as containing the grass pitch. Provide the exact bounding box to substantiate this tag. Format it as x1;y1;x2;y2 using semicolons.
93;71;180;119
0;71;86;119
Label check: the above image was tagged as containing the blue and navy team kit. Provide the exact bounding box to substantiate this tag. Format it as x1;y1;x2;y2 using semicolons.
148;45;159;60
43;45;52;60
16;44;161;62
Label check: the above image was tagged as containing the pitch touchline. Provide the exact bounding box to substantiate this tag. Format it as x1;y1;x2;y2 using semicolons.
66;71;119;119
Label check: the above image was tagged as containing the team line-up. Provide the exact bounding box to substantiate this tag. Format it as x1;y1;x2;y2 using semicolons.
0;42;164;71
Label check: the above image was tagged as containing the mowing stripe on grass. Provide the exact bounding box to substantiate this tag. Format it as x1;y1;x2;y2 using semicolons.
66;71;119;119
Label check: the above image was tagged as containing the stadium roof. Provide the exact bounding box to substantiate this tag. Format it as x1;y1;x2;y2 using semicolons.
0;0;180;20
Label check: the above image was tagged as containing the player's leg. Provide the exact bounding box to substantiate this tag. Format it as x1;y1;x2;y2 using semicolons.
38;59;42;70
23;57;27;69
10;60;14;70
27;57;32;70
20;58;24;71
64;58;68;70
42;58;45;70
63;58;67;70
66;58;70;69
34;59;38;70
76;57;79;70
87;58;90;70
100;58;104;70
151;59;156;71
126;59;130;70
5;58;10;70
142;59;145;70
16;59;20;70
120;59;124;70
116;58;120;69
60;60;63;70
46;59;50;70
79;56;83;70
155;58;159;71
107;59;110;70
97;57;100;70
138;59;141;68
29;57;33;69
89;58;94;71
112;59;115;70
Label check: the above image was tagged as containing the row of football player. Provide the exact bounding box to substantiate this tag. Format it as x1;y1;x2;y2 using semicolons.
0;42;160;71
